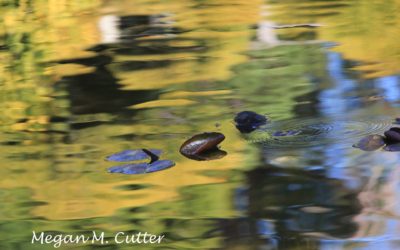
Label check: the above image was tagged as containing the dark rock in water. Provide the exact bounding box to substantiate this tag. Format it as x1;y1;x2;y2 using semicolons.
388;127;400;133
106;149;162;162
272;130;301;137
180;132;225;155
395;118;400;124
384;143;400;152
385;131;400;143
234;111;268;133
384;127;400;143
108;160;175;174
353;134;385;151
106;148;174;174
180;132;226;161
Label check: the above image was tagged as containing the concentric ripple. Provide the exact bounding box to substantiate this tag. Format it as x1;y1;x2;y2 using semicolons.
245;116;394;148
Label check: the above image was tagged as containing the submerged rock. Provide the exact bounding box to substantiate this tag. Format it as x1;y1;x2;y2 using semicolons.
180;132;226;161
353;134;386;151
106;148;174;174
384;143;400;152
108;163;148;174
108;160;175;174
234;111;268;133
146;160;176;173
384;127;400;143
395;118;400;124
106;149;162;162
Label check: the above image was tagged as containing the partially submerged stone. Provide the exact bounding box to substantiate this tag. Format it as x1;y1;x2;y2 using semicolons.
234;111;268;133
384;143;400;152
353;134;386;151
108;160;175;174
180;132;226;161
384;127;400;143
106;149;162;162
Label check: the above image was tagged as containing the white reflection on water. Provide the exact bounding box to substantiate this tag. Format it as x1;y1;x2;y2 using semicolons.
99;15;120;44
375;76;400;104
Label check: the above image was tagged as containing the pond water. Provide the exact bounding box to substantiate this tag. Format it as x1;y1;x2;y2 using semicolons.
1;0;400;249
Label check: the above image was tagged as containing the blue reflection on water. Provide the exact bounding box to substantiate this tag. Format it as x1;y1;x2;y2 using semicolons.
375;76;400;104
315;50;400;249
319;52;359;115
229;46;400;249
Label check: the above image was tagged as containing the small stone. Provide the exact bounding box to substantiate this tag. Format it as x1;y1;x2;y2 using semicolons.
389;127;400;133
180;132;225;155
384;128;400;143
384;143;400;152
180;132;226;161
353;134;385;151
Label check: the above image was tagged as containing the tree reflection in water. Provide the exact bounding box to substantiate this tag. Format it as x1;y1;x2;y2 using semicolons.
221;166;362;249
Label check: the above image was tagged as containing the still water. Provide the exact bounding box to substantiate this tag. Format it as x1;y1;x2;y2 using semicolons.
1;0;400;249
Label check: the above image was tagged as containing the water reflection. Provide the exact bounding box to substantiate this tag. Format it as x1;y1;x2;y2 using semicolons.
1;0;400;249
57;60;155;118
247;167;361;239
226;157;400;249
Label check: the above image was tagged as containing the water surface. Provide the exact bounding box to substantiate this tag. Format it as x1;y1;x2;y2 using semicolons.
1;0;400;249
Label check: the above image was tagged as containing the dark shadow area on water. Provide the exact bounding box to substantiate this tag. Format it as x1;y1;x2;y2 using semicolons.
57;56;159;116
217;166;363;250
55;13;206;119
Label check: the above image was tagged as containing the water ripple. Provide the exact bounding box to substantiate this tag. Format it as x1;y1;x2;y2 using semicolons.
246;116;394;148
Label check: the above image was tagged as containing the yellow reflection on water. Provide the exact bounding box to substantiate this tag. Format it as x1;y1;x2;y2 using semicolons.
267;0;400;78
0;0;263;221
0;119;252;220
